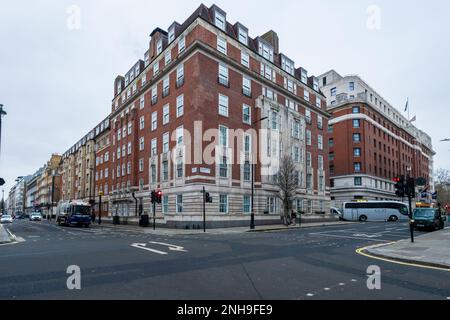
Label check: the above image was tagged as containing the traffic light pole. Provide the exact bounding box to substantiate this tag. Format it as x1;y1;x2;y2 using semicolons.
203;187;206;233
407;175;415;243
153;201;156;231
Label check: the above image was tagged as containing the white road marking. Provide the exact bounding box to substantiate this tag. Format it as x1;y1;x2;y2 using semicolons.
324;288;330;291
131;243;168;255
351;279;358;282
339;283;345;286
306;293;314;297
148;241;188;252
309;233;391;242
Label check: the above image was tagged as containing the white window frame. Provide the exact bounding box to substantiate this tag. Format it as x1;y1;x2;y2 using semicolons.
218;94;229;117
217;36;227;55
163;104;170;125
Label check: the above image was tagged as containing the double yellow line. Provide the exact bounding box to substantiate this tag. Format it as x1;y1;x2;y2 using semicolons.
356;242;450;272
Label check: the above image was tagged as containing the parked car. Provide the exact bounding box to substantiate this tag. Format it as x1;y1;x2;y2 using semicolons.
413;208;445;231
0;215;13;224
29;213;42;221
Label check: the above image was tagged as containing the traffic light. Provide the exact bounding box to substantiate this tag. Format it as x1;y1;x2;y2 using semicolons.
156;190;162;204
205;192;213;203
393;176;406;198
406;177;416;198
151;191;156;204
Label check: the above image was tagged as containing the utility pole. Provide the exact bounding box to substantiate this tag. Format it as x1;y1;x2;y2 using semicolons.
0;104;6;158
406;173;415;243
98;191;103;225
203;187;206;233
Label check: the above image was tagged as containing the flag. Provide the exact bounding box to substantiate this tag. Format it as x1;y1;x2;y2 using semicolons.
410;115;416;122
404;98;409;112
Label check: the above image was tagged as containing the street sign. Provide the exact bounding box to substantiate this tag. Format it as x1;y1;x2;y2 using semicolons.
0;178;5;186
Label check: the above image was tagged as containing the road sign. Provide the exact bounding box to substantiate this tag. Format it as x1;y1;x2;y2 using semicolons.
0;178;5;186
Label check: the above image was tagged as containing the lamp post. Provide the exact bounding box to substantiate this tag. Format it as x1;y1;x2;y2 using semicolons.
0;104;6;158
250;116;268;230
1;189;4;214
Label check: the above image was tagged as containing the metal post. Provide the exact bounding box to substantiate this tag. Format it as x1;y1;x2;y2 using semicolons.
407;174;414;243
51;174;55;221
153;201;156;231
98;192;102;225
0;104;6;158
251;162;255;230
203;186;206;233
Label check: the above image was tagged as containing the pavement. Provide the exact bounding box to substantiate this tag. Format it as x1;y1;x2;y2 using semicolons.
0;224;13;244
363;227;450;269
1;219;449;300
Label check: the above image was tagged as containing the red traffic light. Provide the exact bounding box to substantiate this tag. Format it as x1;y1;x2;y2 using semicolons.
157;190;162;196
392;177;400;183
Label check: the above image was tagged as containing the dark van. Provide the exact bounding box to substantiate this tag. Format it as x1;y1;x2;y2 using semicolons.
413;208;445;231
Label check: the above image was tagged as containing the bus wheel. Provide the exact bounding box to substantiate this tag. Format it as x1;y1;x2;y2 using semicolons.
389;215;398;222
359;215;368;222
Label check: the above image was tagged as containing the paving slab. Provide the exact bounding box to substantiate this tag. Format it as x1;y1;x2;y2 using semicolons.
365;227;450;269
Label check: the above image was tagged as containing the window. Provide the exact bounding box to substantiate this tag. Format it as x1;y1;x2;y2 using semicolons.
162;195;169;213
354;148;361;157
165;50;171;65
285;78;295;93
151;86;158;105
331;87;337;96
244;134;251;154
163;133;169;153
243;196;251;213
151;138;157;156
306;174;312;190
219;125;228;147
127;122;132;135
162;161;169;181
353;119;360;128
313;79;319;91
176;126;183;144
104;152;109;162
238;27;248;45
122;164;125;176
217;36;227;54
281;56;294;75
306;152;312;167
291;120;300;139
168;27;175;43
241;51;250;68
352;106;360;114
117;146;121;159
127;161;131;175
163;104;170;125
139;137;145;151
176;194;183;213
316;96;321;108
349;82;355;91
151;112;158;131
317;115;323;129
354;177;362;186
259;41;273;62
242;104;251;124
318;155;324;170
353;133;361;142
354;162;362;172
293;146;300;162
261;64;274;81
242;77;251;97
301;69;308;84
176;64;184;87
218;64;229;86
150;164;156;184
163;77;170;97
329;152;335;161
218;94;228;117
153;62;159;76
306;130;312;145
304;90;310;101
176;94;184;117
117;165;121;177
219;156;228;178
329;138;334;147
318;135;323;150
271;111;279;130
156;39;162;55
219;194;228;213
139;116;145;130
178;36;185;53
140;96;145;109
243;162;251;181
215;11;226;30
305;109;312;124
127;142;131;155
176;161;183;178
267;197;277;214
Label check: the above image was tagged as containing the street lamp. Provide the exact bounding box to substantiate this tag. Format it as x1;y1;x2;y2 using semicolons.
0;104;6;158
250;116;268;230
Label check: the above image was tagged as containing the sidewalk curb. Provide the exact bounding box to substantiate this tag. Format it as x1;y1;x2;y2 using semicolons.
357;242;450;272
246;222;356;233
0;225;16;244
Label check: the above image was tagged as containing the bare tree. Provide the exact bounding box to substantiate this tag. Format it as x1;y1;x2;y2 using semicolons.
435;168;450;206
275;155;299;225
435;168;450;185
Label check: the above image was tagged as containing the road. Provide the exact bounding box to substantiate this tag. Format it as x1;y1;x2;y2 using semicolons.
0;219;449;300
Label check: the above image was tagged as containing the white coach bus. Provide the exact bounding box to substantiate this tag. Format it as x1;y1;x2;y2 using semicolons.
342;201;410;222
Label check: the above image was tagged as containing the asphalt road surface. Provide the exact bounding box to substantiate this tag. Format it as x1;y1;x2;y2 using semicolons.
0;219;449;300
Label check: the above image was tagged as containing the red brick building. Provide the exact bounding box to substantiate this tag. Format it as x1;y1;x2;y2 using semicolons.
319;70;435;208
104;4;331;228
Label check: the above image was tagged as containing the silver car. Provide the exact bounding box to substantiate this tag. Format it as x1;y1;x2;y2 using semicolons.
30;213;42;221
0;215;13;224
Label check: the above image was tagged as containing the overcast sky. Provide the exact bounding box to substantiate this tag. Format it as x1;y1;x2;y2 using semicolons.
1;0;449;197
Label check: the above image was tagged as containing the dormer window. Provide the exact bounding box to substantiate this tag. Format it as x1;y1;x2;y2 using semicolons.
144;52;150;67
168;27;175;43
301;69;308;84
238;27;248;45
125;74;129;86
156;39;163;55
215;11;226;31
281;56;294;75
117;82;122;94
258;40;273;62
313;78;319;91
